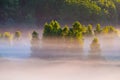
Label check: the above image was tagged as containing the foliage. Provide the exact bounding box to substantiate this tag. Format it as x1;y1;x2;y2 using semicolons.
0;0;120;24
90;37;101;52
43;20;120;39
62;25;69;37
32;31;39;40
43;20;61;37
86;24;94;36
0;33;3;38
14;31;21;39
43;20;84;44
94;24;102;35
92;37;99;44
3;32;12;40
102;26;116;35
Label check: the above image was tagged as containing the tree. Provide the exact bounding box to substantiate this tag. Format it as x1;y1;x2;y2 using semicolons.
86;24;94;36
72;21;83;32
43;20;62;37
62;25;69;37
94;24;102;35
89;37;101;57
0;33;3;38
43;23;53;37
14;31;21;39
32;31;39;40
3;32;12;40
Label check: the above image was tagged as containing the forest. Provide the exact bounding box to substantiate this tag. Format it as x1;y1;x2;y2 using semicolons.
1;0;120;25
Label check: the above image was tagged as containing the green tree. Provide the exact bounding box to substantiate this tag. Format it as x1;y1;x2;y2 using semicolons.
62;25;69;37
14;31;21;39
86;24;94;36
94;24;102;35
90;37;101;53
32;31;39;40
72;21;82;32
3;32;12;40
43;23;53;37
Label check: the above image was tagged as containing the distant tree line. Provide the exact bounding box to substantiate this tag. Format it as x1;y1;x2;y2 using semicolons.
0;20;120;54
43;20;118;39
0;0;120;24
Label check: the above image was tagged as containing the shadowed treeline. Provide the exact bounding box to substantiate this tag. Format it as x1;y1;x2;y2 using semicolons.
1;0;120;25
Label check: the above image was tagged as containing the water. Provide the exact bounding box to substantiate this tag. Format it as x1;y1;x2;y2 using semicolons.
0;36;120;80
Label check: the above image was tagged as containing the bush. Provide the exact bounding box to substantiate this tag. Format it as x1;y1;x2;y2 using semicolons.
0;33;3;38
102;26;117;36
62;25;69;37
3;32;12;40
32;31;39;40
14;31;21;39
43;20;62;37
94;24;102;35
90;37;101;52
86;24;94;36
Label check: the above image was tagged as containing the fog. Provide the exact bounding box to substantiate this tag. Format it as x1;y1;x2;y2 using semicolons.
0;31;120;80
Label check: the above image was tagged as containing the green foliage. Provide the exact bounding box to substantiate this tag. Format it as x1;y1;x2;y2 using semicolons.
90;37;101;52
62;25;69;37
43;23;53;37
32;31;39;40
94;24;102;35
72;21;82;32
0;33;3;38
14;31;21;39
86;24;94;36
61;0;102;22
43;20;62;37
92;37;99;44
43;20;84;44
74;31;83;41
43;20;119;43
102;26;116;35
0;0;120;24
3;32;12;40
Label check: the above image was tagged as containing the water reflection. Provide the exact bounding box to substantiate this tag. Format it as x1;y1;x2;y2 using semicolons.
30;38;84;60
88;38;102;59
101;36;120;61
0;36;120;61
0;39;31;59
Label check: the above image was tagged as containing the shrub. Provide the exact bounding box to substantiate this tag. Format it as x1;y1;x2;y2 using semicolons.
86;24;94;36
3;32;12;40
32;31;39;40
90;37;101;52
0;33;3;38
94;24;102;35
62;25;69;37
14;31;21;39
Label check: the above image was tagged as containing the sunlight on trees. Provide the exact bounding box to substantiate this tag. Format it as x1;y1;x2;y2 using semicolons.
94;24;102;35
3;32;12;40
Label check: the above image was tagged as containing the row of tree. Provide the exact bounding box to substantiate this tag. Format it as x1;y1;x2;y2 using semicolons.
43;20;118;39
0;20;118;42
1;0;120;24
0;31;21;40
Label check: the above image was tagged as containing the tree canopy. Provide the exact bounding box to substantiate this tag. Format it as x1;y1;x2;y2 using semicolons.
0;0;120;24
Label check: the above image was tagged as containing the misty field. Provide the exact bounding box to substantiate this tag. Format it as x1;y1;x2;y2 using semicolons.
0;36;120;80
0;29;120;80
0;21;120;80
